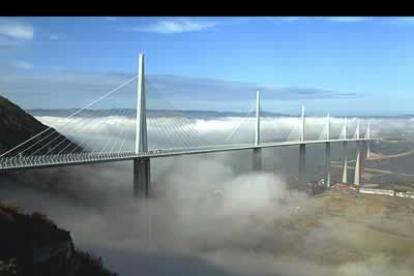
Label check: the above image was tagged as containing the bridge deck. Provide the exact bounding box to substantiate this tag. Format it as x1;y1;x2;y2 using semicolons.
0;138;373;171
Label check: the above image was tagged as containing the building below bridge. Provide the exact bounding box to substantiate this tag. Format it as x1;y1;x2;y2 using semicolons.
322;181;414;200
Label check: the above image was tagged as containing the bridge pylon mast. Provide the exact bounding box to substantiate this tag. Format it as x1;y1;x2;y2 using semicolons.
253;91;262;171
366;122;371;158
136;53;148;154
342;117;348;183
298;104;306;192
255;91;260;146
325;113;331;189
354;119;361;187
354;143;361;186
355;118;360;140
134;53;150;198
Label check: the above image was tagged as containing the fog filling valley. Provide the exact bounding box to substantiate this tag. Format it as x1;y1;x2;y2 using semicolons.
2;115;414;276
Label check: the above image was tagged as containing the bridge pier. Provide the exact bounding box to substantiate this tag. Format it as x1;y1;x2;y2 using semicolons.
324;113;331;189
341;117;348;184
298;104;306;192
353;119;361;187
252;148;262;171
353;142;361;187
298;144;306;192
342;141;348;183
361;143;366;180
298;104;307;193
365;122;371;159
133;158;151;198
325;142;331;188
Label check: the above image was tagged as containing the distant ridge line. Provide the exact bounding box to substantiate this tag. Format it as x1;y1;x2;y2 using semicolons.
26;108;414;119
27;109;290;118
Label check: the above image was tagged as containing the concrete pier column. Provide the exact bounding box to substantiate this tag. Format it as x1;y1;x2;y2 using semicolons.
298;104;306;192
342;141;348;183
325;113;331;188
366;122;371;159
353;142;361;186
253;148;262;172
341;117;348;184
134;158;151;198
361;143;366;179
325;142;331;188
299;144;306;192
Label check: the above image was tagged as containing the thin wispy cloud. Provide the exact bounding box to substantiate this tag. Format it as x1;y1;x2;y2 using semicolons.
388;17;414;25
265;17;303;23
0;36;18;47
279;17;302;22
49;34;59;40
10;61;33;70
265;16;414;25
103;17;117;22
148;74;358;101
325;17;372;23
51;66;65;71
264;16;373;24
125;18;217;34
0;70;359;111
0;19;34;40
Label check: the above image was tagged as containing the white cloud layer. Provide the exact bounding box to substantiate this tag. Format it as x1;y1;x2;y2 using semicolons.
0;19;34;40
32;115;378;154
103;17;117;22
126;18;217;34
265;16;373;24
2;113;414;276
2;112;414;276
388;17;414;24
10;60;33;70
49;34;58;40
325;16;373;23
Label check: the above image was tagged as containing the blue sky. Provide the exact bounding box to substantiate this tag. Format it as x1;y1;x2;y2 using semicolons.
1;16;414;116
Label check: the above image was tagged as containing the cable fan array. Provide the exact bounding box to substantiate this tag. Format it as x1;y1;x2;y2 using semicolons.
0;70;371;171
145;79;260;149
0;76;138;159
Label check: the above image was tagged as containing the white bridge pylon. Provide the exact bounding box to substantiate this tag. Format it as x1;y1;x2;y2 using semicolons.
134;53;150;198
0;53;376;197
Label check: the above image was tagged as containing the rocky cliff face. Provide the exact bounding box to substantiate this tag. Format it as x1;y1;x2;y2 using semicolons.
0;201;117;276
0;95;83;157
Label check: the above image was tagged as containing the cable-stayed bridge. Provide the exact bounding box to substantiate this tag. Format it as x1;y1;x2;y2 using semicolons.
0;54;376;197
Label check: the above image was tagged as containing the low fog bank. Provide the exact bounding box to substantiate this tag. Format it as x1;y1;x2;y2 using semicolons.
34;115;411;153
1;153;301;276
2;115;414;275
3;153;414;276
1;154;295;253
